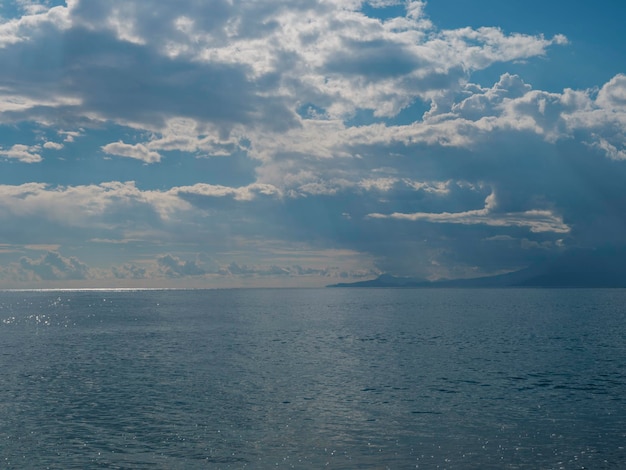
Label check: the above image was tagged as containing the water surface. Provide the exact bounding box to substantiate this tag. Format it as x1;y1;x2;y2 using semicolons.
1;288;625;468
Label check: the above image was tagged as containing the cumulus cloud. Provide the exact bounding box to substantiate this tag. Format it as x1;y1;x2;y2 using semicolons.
250;71;626;190
43;141;63;150
102;141;162;163
18;251;90;280
596;74;626;109
157;254;205;278
0;0;565;132
0;143;42;162
0;2;297;133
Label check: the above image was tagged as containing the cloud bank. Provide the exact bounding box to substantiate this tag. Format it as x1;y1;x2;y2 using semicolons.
0;0;624;286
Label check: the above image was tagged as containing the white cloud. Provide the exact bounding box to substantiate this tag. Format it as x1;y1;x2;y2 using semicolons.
369;192;571;234
0;2;70;47
405;180;451;195
0;180;286;245
58;130;83;142
367;0;403;7
0;91;80;114
142;118;242;156
437;27;566;71
596;74;626;109
359;177;398;192
174;182;282;201
591;137;626;161
102;141;162;163
43;141;63;150
0;143;42;162
0;181;188;230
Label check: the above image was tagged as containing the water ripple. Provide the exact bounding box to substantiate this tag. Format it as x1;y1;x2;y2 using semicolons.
1;288;626;468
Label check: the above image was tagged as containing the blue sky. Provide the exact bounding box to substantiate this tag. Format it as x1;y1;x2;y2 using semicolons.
0;0;625;287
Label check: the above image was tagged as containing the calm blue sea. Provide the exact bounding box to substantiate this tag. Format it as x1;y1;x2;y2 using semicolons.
0;288;625;469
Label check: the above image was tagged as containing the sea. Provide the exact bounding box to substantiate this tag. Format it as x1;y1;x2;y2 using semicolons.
0;288;625;469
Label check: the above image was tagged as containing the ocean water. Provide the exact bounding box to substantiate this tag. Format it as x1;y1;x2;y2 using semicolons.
0;288;625;469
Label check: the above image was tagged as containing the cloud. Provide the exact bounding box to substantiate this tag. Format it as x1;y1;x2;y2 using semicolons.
102;141;162;163
437;27;567;70
0;182;186;248
216;261;374;280
368;192;571;234
233;262;289;277
0;143;42;162
596;74;626;109
157;254;205;278
0;3;298;134
18;251;90;280
111;263;146;279
42;140;63;150
141;117;241;156
367;0;403;7
175;182;282;202
591;137;626;161
249;72;626;189
0;0;565;133
0;0;624;285
0;180;285;248
59;130;82;142
324;38;422;79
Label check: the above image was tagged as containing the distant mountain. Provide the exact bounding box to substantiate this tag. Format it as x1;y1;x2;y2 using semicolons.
328;247;626;288
328;273;429;288
327;273;517;288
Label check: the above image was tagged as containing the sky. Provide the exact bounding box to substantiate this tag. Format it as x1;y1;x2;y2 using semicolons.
0;0;625;288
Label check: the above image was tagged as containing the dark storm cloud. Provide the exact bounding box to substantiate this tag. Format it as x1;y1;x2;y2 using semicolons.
325;38;423;79
0;27;297;132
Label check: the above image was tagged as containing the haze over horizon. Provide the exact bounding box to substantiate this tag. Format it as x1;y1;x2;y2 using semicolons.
1;0;625;288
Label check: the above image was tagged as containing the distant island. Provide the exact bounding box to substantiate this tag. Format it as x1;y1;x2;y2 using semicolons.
329;248;626;288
